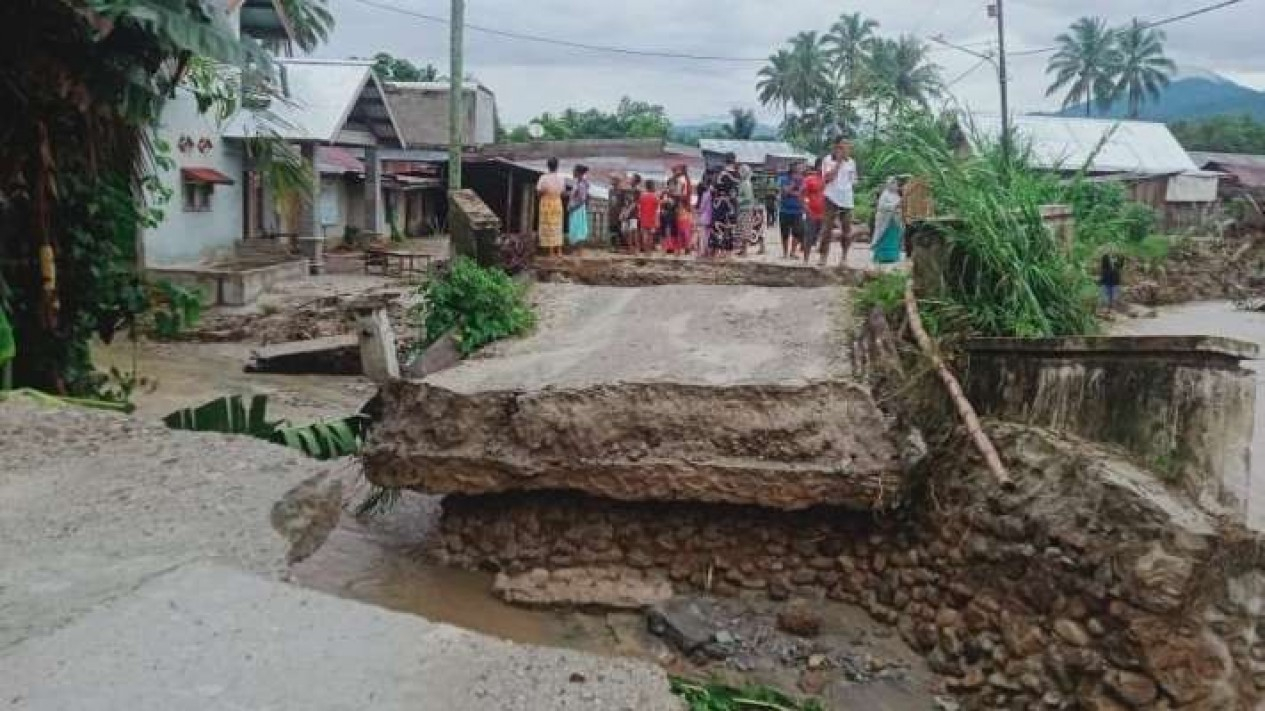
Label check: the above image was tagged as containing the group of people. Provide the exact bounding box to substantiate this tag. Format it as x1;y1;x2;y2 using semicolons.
534;137;905;267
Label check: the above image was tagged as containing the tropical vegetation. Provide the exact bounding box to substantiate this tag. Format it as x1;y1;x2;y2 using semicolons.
1171;114;1265;153
670;678;823;711
505;97;672;142
367;51;441;83
0;0;331;399
755;12;941;152
165;394;367;461
415;257;535;356
1045;16;1176;119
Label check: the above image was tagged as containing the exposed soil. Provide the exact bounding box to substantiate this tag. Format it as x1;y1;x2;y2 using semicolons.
1126;236;1265;306
536;253;865;288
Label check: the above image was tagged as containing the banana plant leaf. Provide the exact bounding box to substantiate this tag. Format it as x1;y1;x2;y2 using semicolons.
0;307;14;367
164;394;366;461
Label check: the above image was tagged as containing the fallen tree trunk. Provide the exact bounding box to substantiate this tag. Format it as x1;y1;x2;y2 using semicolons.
903;279;1014;488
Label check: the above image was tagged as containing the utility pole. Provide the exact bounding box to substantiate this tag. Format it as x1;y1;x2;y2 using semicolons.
991;0;1011;164
448;0;464;192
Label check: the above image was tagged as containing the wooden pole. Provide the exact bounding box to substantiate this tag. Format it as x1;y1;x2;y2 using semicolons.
903;279;1014;488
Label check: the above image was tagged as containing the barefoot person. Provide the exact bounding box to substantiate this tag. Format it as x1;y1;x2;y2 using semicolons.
638;179;661;254
802;159;825;263
777;162;805;259
567;164;591;249
710;153;740;258
820;139;858;266
536;157;566;258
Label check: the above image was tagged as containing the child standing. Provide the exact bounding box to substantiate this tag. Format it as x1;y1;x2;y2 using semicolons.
802;160;825;263
638;180;661;254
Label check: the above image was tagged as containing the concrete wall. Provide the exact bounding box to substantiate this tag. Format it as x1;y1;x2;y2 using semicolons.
385;84;496;148
965;336;1259;522
143;89;245;266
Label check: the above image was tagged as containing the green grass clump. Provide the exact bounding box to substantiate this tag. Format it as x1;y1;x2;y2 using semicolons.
670;678;824;711
855;272;909;321
415;256;535;355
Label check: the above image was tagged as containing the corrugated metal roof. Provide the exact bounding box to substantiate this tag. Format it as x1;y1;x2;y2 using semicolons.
1191;151;1265;187
697;139;812;165
223;60;402;146
971;114;1197;175
316;146;364;175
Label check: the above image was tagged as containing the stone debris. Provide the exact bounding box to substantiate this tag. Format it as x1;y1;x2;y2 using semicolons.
492;567;673;610
534;253;863;288
270;471;344;565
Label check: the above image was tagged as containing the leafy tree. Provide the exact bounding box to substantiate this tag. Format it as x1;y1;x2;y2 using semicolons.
1045;17;1121;116
756;49;794;119
721;108;757;139
1171;115;1265;153
507;97;672;141
869;35;942;110
825;12;878;93
277;0;334;53
1111;20;1175;119
368;52;440;82
784;31;831;113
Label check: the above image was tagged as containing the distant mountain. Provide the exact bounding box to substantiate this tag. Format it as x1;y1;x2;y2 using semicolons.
1052;69;1265;122
669;120;779;145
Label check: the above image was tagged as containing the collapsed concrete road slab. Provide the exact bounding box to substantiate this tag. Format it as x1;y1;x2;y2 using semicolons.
535;253;865;288
365;284;912;510
0;564;679;711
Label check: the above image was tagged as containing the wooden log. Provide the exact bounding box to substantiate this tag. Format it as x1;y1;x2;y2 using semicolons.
903;279;1014;488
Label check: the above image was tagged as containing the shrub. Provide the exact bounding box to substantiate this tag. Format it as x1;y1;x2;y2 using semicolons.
151;280;204;339
417;256;535;355
854;271;908;320
1118;202;1157;243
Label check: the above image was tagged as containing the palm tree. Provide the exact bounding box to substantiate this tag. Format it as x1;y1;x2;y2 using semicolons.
869;36;942;109
1111;19;1176;118
721;108;758;139
825;12;879;87
784;31;831;113
277;0;335;54
756;49;793;119
1045;17;1120;117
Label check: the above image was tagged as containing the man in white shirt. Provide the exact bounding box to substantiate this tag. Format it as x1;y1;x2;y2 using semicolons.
819;139;858;266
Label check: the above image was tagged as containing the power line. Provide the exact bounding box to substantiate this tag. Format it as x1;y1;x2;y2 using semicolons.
343;0;976;63
946;56;992;87
343;0;770;62
1011;0;1246;57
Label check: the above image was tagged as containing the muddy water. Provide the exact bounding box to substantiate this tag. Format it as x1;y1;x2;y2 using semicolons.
1113;301;1265;528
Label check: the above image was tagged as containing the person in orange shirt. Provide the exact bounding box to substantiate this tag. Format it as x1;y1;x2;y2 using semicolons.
637;180;661;254
802;158;826;264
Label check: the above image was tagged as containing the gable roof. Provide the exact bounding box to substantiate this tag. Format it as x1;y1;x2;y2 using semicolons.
698;139;812;165
223;59;404;147
1190;151;1265;187
971;114;1198;175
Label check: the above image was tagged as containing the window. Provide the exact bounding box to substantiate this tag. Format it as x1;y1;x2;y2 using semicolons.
183;182;213;212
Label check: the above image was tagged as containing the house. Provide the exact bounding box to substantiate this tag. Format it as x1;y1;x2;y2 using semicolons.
382;82;497;149
971;114;1220;230
1191;151;1265;227
698;139;813;173
142;3;405;267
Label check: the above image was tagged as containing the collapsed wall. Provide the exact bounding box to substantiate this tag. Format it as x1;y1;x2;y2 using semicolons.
434;422;1265;709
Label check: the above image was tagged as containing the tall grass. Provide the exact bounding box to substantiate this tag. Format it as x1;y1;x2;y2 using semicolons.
874;115;1098;338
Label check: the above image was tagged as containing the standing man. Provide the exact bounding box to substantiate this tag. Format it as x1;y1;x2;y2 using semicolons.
777;162;805;259
820;139;858;267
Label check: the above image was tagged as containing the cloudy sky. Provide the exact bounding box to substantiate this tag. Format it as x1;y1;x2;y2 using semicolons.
317;0;1265;126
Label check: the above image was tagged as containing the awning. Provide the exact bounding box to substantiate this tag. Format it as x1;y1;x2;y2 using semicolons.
181;167;235;185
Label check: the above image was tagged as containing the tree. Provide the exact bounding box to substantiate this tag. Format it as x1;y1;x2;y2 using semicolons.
1111;20;1175;119
277;0;334;53
757;49;794;119
825;12;879;89
1171;115;1265;153
507;97;672;141
869;36;942;110
369;52;440;82
1045;17;1120;117
721;108;757;139
784;31;831;113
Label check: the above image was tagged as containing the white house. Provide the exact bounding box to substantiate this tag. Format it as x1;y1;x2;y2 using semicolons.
142;2;404;267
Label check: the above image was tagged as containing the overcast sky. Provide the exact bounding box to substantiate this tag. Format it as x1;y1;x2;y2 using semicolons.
318;0;1265;126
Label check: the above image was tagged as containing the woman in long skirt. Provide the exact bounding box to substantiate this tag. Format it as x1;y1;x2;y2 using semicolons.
536;157;566;257
695;173;714;258
567;165;591;248
710;153;740;257
871;178;905;266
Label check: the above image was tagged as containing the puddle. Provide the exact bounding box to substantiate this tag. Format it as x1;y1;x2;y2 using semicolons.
1113;301;1265;528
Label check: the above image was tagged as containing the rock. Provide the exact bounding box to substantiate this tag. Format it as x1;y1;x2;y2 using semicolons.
495;567;673;609
713;630;736;646
1126;543;1194;614
569;672;587;684
1000;613;1047;657
646;599;714;655
948;667;986;692
807;653;828;670
1128;617;1227;705
1053;618;1090;647
798;669;830;695
777;605;823;638
935;607;961;629
269;471;343;564
1104;669;1159;707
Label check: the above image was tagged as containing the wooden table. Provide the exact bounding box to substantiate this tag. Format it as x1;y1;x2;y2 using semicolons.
363;248;433;279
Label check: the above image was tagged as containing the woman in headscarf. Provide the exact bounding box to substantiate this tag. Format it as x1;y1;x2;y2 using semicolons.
871;177;905;265
737;164;760;256
695;170;714;259
536;157;565;257
567;164;591;248
710;153;740;257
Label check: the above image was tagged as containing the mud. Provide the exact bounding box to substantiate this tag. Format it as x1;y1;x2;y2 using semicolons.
536;253;864;288
1127;237;1265;306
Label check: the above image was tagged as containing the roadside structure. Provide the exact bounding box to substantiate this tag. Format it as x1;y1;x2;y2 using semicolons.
698;138;813;173
972;114;1221;230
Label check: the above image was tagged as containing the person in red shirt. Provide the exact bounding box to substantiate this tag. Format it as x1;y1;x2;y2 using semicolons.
802;159;826;263
637;180;661;254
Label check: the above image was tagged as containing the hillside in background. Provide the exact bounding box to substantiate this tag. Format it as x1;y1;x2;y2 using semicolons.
1053;69;1265;122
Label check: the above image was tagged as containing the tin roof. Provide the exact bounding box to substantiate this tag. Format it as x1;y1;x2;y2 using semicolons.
697;139;813;165
223;59;403;147
971;114;1198;175
1190;151;1265;188
316;146;365;175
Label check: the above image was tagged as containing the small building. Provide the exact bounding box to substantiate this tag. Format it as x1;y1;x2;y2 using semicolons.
382;82;497;149
971;114;1221;231
697;139;814;173
1191;151;1265;228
